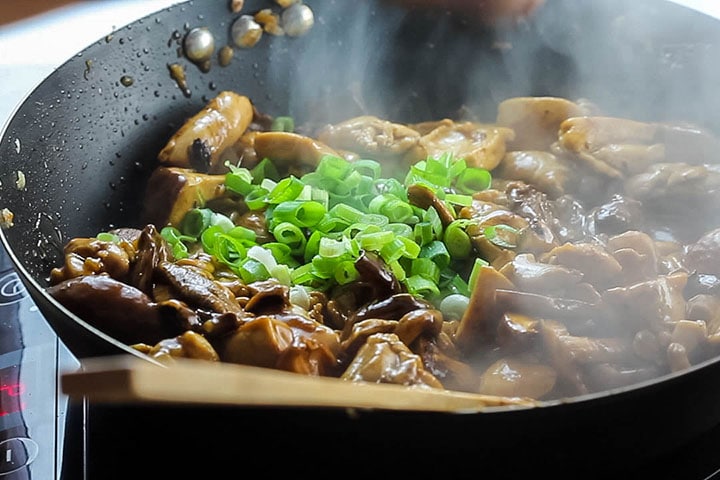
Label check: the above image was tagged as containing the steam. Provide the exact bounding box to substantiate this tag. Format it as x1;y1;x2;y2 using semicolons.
269;0;720;132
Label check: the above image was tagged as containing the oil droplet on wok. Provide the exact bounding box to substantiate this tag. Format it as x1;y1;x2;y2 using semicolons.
120;76;134;87
168;63;191;98
218;45;233;67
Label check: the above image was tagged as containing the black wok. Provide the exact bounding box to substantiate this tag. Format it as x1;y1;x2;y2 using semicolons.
2;0;720;477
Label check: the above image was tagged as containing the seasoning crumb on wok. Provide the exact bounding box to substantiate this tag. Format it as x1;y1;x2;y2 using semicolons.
15;171;25;190
0;208;14;229
230;0;245;13
46;91;720;402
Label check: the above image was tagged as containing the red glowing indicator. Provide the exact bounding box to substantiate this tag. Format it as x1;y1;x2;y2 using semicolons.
0;382;25;417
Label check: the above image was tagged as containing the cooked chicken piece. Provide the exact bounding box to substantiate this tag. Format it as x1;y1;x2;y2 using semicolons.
404;120;515;170
341;333;444;388
158;91;254;172
142;167;226;227
542;242;623;289
496;96;587;151
499;252;584;297
316;115;421;160
49;236;134;284
144;330;221;364
658;122;720;165
624;163;720;211
253;131;341;173
478;357;557;399
601;272;688;331
394;308;444;347
606;231;658;284
495;151;571;198
557;116;662;178
219;314;341;376
340;318;397;361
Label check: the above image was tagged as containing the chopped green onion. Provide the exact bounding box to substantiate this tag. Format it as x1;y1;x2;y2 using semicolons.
244;187;269;210
351;159;382;180
357;230;395;251
444;220;472;259
272;201;326;227
181;208;214;237
420;241;451;270
456;168;492;194
317;155;351;180
445;193;473;207
272;222;307;255
237;258;270;283
271;116;295;132
334;260;359;285
484;224;519;248
468;258;490;292
96;232;120;243
411;257;441;284
405;274;440;297
251;158;280;183
328;203;364;223
413;222;435;246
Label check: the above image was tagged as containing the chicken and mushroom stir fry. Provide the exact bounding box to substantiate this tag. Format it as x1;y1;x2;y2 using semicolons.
47;92;720;401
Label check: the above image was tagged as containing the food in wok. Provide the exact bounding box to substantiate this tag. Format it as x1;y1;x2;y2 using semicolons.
45;90;720;401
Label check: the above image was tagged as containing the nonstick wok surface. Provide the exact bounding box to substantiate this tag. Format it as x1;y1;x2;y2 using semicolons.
3;0;720;475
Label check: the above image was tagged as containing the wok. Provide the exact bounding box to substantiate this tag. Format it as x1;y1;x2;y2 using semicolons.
2;0;720;476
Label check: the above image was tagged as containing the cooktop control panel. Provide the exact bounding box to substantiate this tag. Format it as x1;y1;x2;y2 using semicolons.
0;249;78;479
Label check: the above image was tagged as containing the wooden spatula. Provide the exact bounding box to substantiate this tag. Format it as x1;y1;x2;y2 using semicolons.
61;355;538;413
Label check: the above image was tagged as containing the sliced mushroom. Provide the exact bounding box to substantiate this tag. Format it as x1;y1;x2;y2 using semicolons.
155;262;243;315
158;91;254;172
129;224;171;294
455;265;515;351
47;274;175;346
538;320;588;396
